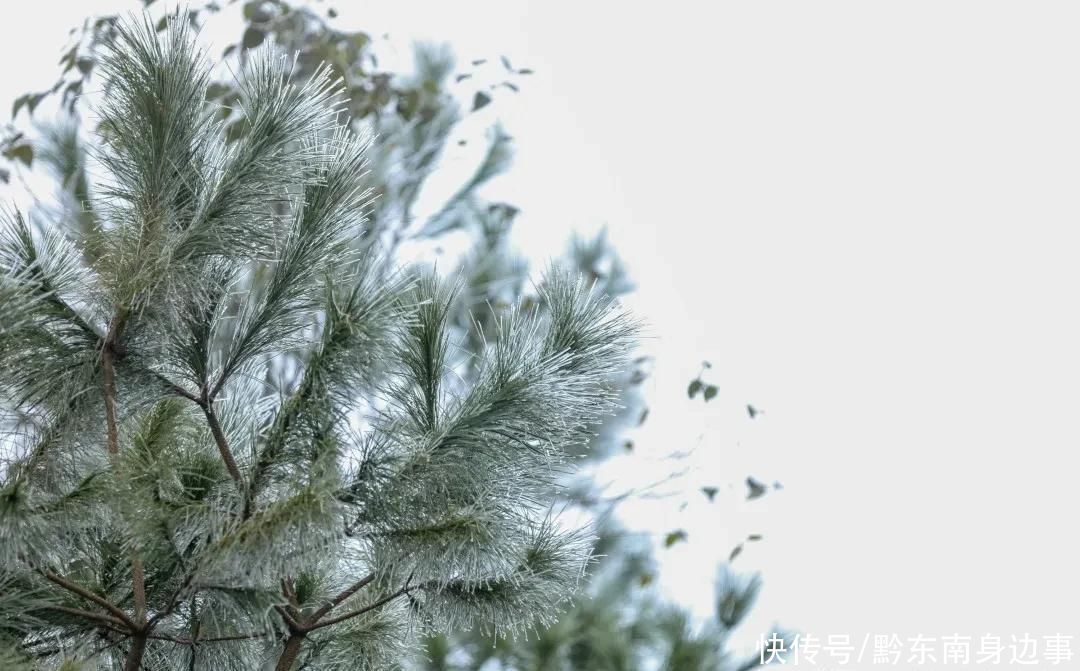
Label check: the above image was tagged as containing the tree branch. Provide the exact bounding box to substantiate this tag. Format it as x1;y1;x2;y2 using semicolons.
123;633;148;671
305;583;414;632
274;633;306;671
132;557;147;624
201;399;245;489
148;567;197;628
39;568;137;630
307;572;375;623
102;347;120;456
44;604;132;630
102;310;128;457
274;604;303;633
148;630;270;645
154;370;201;404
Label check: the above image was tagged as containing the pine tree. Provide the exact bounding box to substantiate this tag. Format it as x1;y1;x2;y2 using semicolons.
0;18;636;671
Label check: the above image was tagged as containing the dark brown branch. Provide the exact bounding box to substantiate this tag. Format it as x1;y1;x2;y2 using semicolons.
102;346;120;456
281;577;301;610
39;568;136;629
97;308;146;671
202;400;245;487
44;604;132;630
123;633;148;671
274;604;302;633
102;310;128;457
207;372;229;405
156;372;201;404
270;575;404;671
307;572;375;623
148;630;270;645
132;557;147;624
306;583;413;632
149;569;197;628
274;633;306;671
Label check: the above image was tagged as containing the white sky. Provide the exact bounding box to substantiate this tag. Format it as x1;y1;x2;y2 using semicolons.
2;1;1078;663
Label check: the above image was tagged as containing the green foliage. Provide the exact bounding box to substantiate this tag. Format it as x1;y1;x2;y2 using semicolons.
416;526;785;671
0;19;636;670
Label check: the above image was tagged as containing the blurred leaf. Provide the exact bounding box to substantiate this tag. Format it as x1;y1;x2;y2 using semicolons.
637;407;649;426
12;93;44;119
471;58;486;66
472;91;491;111
223;44;237;58
500;81;519;93
746;477;766;501
349;33;369;50
701;486;718;502
518;68;534;75
638;572;655;587
455;73;472;82
3;144;33;167
242;27;265;49
664;530;687;548
703;384;718;401
747;534;763;542
747;404;762;418
623;440;633;452
500;55;512;70
206;83;231;100
729;544;743;561
59;46;76;72
687;379;702;399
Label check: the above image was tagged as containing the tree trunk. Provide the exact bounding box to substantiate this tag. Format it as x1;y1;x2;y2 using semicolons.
124;634;148;671
275;633;306;671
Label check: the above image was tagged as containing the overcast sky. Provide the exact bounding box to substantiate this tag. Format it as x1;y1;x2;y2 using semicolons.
2;1;1077;663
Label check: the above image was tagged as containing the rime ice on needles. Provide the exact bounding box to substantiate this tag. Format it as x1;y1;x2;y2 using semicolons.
0;15;636;671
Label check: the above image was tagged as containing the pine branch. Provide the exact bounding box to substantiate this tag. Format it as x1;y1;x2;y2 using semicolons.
274;604;303;633
148;571;197;628
275;633;307;671
131;557;146;624
307;572;375;623
37;568;137;630
42;604;131;630
148;630;270;645
201;400;245;489
102;310;128;456
305;582;414;632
